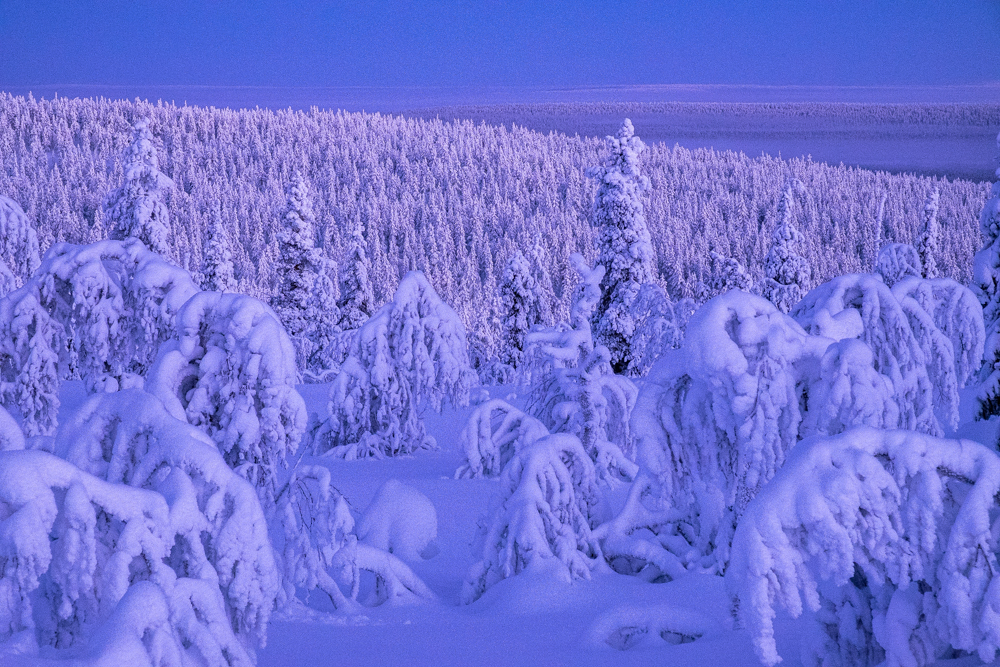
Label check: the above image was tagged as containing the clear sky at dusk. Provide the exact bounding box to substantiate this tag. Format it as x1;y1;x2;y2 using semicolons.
1;1;998;89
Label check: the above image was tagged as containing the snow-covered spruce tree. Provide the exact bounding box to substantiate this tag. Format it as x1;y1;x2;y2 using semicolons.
106;120;173;256
463;433;603;604
305;254;343;378
200;208;236;292
708;251;754;296
0;194;40;289
727;427;1000;667
498;250;546;374
0;390;278;665
603;292;827;578
337;217;375;331
588;118;654;375
627;281;680;377
319;271;476;459
974;134;1000;328
875;242;922;287
892;276;985;389
147;291;307;507
525;254;638;483
272;172;323;371
0;291;61;437
916;188;940;279
793;273;942;435
762;183;810;312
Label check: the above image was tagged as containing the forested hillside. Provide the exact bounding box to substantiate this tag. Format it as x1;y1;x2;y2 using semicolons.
0;93;990;362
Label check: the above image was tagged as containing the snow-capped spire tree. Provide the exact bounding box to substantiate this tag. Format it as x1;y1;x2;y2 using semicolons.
337;217;375;331
272;172;323;369
588;118;654;375
200;208;236;292
306;254;342;375
106;120;173;256
762;183;810;312
499;250;545;371
916;188;941;279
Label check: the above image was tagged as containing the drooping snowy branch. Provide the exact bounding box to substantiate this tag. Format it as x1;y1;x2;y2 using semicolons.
727;427;1000;667
455;398;550;479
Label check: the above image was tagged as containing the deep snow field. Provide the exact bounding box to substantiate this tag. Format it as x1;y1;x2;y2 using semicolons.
234;382;994;667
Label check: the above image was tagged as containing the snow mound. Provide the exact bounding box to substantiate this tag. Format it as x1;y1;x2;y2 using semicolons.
357;479;438;562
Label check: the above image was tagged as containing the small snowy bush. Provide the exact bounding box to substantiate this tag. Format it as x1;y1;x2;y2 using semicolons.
727;427;1000;667
463;433;603;603
147;290;307;507
319;271;476;459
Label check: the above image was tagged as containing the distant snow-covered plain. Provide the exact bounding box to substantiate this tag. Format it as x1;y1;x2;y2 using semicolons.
8;84;999;180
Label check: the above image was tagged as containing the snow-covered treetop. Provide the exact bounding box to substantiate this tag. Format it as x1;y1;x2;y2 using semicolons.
916;188;940;279
875;242;923;287
107;120;173;256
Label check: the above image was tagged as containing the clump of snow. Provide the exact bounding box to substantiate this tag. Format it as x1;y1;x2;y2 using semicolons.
727;427;1000;667
357;479;438;562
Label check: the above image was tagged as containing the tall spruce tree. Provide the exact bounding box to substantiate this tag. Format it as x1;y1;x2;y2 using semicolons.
337;218;375;330
762;182;810;312
106;120;172;256
200;208;236;292
499;250;545;371
916;188;941;279
272;172;322;368
587;118;654;375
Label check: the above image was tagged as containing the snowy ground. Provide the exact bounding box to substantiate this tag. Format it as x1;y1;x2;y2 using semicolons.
226;382;996;667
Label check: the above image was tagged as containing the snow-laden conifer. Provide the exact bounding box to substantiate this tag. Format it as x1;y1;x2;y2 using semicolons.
915;188;940;278
0;194;40;287
627;281;680;376
525;254;637;483
320;271;475;459
147;291;307;508
974;133;1000;328
728;427;1000;667
337;217;375;331
762;182;810;312
305;254;343;377
272;172;323;370
499;250;545;372
106;120;173;256
463;433;603;604
588;118;654;375
708;251;754;295
0;389;278;665
200;208;236;292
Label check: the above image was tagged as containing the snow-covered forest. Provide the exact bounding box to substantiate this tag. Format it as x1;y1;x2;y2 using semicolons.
2;92;1000;666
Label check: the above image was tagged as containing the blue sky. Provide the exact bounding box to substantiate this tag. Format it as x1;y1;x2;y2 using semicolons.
1;1;998;88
